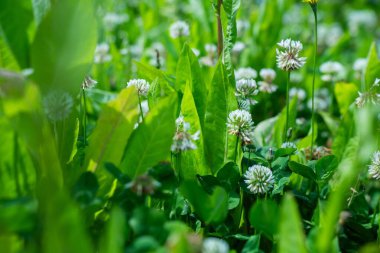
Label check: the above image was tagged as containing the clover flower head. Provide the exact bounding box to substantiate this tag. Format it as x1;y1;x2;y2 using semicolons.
289;87;307;101
205;44;218;56
202;237;229;253
348;10;377;35
369;151;380;180
235;79;259;97
94;43;112;63
235;67;257;80
171;115;200;153
320;61;346;82
237;19;250;37
227;109;254;143
127;79;150;96
276;38;306;71
355;91;380;108
258;81;278;94
353;58;367;73
169;21;190;38
244;165;275;194
43;90;73;122
103;12;128;30
281;142;297;149
260;68;276;83
232;41;246;54
318;24;343;47
82;76;97;89
258;68;277;93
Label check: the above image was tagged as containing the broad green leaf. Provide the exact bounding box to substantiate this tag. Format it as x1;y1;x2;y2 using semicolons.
273;96;297;146
365;42;380;90
180;181;228;225
203;62;229;173
334;82;358;116
288;161;316;181
180;83;209;179
121;94;178;178
31;0;97;94
249;200;279;240
315;155;338;184
99;208;126;253
0;36;20;71
85;87;139;195
176;44;207;124
242;235;261;253
275;148;297;158
278;194;308;253
0;0;33;68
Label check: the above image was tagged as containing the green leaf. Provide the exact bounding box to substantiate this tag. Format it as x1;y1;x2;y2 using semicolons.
31;0;97;94
365;41;380;90
217;162;240;191
85;87;139;195
31;0;51;26
203;62;229;173
315;155;338;184
0;35;20;70
179;82;209;179
278;194;308;253
121;94;178;178
288;161;316;181
297;120;318;150
319;111;339;136
275;148;297;158
176;44;207;124
0;0;33;68
334;82;358;116
249;200;279;240
180;181;228;225
242;235;261;253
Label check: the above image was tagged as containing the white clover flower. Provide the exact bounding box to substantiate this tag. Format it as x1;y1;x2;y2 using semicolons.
281;142;297;149
369;151;380;180
235;67;257;80
355;91;380;108
171;115;200;153
348;10;377;35
318;24;343;47
82;76;97;89
94;43;112;63
129;44;143;59
43;91;73;122
169;21;190;38
205;44;218;56
244;165;275;194
289;87;307;101
276;39;306;71
259;68;276;83
237;19;249;37
235;79;259;98
127;79;150;96
258;68;277;93
232;41;246;54
307;88;330;111
202;237;229;253
258;82;278;94
103;12;128;30
200;56;216;67
227;109;254;143
353;58;367;73
320;61;346;82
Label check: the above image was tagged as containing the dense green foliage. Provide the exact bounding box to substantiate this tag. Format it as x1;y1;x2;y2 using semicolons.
1;0;380;252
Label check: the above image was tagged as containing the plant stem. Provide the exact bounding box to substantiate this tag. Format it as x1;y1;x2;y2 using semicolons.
285;71;291;142
13;133;21;196
138;95;145;122
234;135;240;164
82;88;88;146
216;0;223;56
311;4;318;157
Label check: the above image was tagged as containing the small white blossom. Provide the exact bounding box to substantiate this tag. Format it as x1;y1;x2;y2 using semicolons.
353;58;367;73
318;24;343;47
227;109;254;143
103;13;128;30
127;79;150;96
355;91;380;108
237;19;249;37
276;39;306;71
307;88;330;111
82;76;97;89
171;115;200;153
205;44;218;56
369;151;380;180
232;41;246;54
235;79;259;97
281;142;297;149
94;43;112;63
43;91;73;122
244;165;275;194
289;88;307;101
169;21;190;38
320;61;346;82
348;10;377;35
258;68;277;93
235;67;257;80
202;237;229;253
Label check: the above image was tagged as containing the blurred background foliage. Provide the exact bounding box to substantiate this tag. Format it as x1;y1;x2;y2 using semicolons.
0;0;380;252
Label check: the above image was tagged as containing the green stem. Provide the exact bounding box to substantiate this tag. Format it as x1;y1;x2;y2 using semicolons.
234;135;240;164
311;4;318;158
138;95;145;122
216;0;223;57
285;71;291;142
82;88;88;146
13;133;21;196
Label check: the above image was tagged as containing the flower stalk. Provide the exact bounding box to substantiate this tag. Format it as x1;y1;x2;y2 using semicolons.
310;3;318;157
216;0;223;56
285;71;291;141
